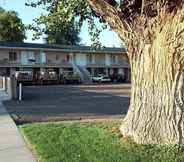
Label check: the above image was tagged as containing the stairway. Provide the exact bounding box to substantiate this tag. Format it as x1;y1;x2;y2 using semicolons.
72;64;92;84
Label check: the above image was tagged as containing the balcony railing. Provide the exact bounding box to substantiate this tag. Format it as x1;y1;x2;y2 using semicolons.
0;59;72;67
0;60;21;66
86;61;130;67
46;60;72;66
0;59;129;68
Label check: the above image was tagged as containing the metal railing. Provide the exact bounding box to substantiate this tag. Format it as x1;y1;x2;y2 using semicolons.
0;59;72;67
0;59;130;68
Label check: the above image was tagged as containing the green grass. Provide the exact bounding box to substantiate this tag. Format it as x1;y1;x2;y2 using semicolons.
20;122;184;162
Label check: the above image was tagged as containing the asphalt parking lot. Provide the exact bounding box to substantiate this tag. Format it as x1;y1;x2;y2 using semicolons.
3;84;131;124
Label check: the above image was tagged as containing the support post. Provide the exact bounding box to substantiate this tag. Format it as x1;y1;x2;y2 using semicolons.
2;77;6;90
19;83;22;101
12;77;18;100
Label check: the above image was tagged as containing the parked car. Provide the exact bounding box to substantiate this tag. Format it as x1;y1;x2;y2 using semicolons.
61;71;81;84
15;71;33;83
36;70;59;85
92;75;111;83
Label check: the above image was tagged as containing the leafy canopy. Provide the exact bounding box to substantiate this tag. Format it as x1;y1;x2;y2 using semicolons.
26;0;83;45
0;7;26;42
44;22;81;45
26;0;108;47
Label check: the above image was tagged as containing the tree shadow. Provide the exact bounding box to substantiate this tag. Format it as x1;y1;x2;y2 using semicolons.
3;84;130;124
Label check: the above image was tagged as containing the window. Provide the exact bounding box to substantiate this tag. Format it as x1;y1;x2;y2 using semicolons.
111;55;117;63
27;52;36;63
9;52;17;62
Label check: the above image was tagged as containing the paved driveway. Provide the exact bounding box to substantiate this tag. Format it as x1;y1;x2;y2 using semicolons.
4;84;130;124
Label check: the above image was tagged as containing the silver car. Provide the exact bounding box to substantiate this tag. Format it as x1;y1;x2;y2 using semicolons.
92;75;111;83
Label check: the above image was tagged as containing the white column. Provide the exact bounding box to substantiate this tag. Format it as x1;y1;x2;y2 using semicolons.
19;83;22;101
2;77;6;90
69;53;74;63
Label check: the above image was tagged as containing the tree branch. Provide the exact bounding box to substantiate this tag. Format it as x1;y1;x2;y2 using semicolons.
88;0;134;46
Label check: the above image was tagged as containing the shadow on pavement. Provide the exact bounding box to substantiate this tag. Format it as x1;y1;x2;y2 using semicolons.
3;84;130;124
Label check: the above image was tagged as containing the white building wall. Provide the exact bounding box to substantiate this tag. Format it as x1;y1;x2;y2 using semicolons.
0;50;9;61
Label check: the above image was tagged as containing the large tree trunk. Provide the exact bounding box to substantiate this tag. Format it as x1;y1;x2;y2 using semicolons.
119;8;184;144
89;0;184;144
120;30;184;144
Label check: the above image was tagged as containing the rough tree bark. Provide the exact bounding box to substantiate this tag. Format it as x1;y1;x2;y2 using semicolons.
121;36;184;144
89;0;184;144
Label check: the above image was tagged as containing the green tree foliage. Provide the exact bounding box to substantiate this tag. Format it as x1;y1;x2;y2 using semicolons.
45;22;81;45
26;1;84;45
0;7;25;42
26;0;107;47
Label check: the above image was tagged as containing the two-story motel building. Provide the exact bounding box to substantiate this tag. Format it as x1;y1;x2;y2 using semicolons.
0;42;130;83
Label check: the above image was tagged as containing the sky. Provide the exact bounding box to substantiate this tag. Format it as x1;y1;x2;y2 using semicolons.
0;0;122;47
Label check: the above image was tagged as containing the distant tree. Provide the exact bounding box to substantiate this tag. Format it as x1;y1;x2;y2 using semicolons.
0;7;25;42
26;3;81;45
44;22;81;45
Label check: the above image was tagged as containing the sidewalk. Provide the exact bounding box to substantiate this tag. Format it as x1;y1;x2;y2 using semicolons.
0;90;36;162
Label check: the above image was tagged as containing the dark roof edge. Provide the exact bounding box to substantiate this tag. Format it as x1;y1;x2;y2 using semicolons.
0;42;127;54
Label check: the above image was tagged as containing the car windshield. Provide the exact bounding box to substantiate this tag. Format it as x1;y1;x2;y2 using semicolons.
94;75;103;77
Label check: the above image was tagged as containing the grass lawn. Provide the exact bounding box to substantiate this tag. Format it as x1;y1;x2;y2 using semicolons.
20;121;184;162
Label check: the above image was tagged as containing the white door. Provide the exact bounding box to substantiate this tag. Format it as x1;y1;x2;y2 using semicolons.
40;51;46;64
21;51;28;65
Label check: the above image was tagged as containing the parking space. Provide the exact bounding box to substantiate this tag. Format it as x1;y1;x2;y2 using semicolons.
3;84;131;124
